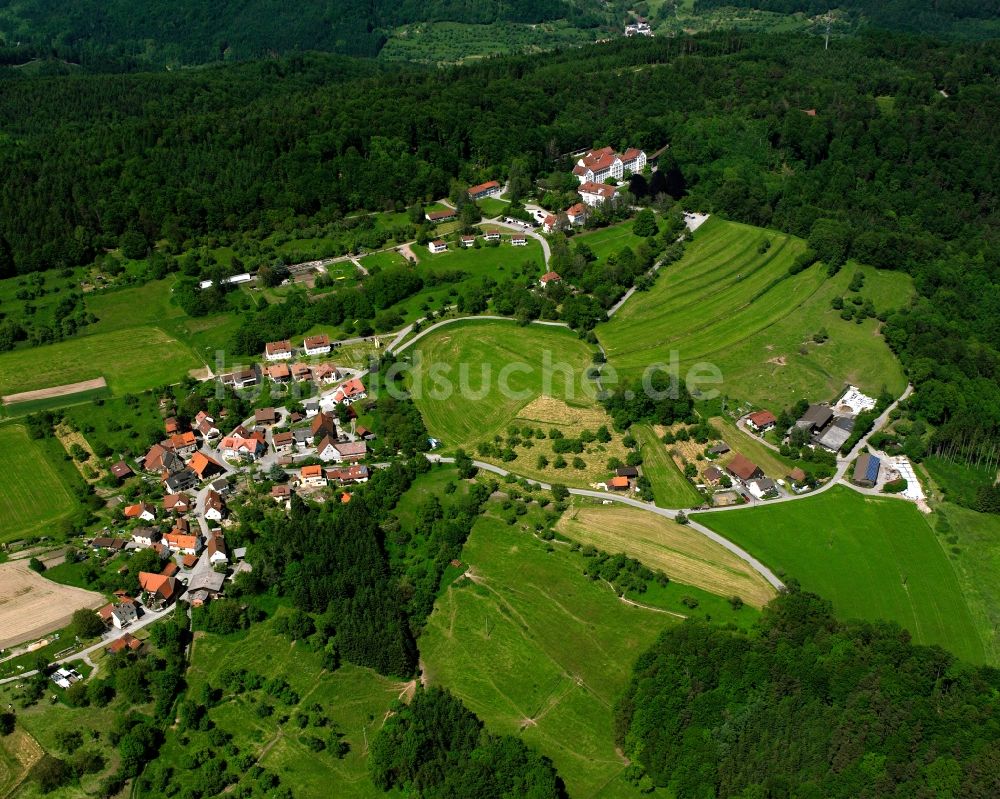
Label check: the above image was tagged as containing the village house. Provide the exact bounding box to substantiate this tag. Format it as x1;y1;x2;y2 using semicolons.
355;426;375;441
426;209;456;223
429;240;448;254
747;477;777;499
97;597;139;630
467;180;501;200
271;484;292;502
511;234;527;246
291;362;313;382
164;468;198;494
124;502;156;522
539;272;562;288
210;476;229;494
293;429;314;451
207;535;229;566
163;493;191;514
254;407;278;426
165;417;179;435
195;411;220;440
461;235;476;248
331;441;367;463
312;363;340;384
168;431;198;457
266;362;292;383
616;465;639;479
264;340;293;361
191;451;227;482
138;571;177;609
607;476;630;491
316;436;340;462
578;181;619;206
816;417;854;452
219;430;266;461
303;399;319;417
272;430;294;454
625;20;652;37
747;410;777;433
311;411;338;440
106;633;143;655
300;464;327;487
620;147;647;173
131;526;161;548
144;443;182;474
325;464;370;484
483;229;501;242
91;536;127;552
164;530;201;555
542;214;561;234
333;378;367;405
726;454;764;485
707;442;731;456
566;203;589;226
303;334;332;356
111;460;134;481
203;490;227;522
703;465;724;486
852;453;881;488
221;366;257;390
186;570;226;607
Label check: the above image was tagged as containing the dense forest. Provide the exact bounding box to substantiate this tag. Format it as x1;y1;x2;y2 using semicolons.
370;687;566;797
0;32;998;462
616;588;1000;797
0;0;606;67
693;0;1000;38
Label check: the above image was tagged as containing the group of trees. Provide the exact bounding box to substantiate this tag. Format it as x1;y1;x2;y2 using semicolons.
616;587;1000;797
370;687;567;797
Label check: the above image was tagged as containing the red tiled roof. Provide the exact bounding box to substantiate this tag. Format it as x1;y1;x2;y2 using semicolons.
467;180;500;196
748;410;777;427
609;476;630;488
578;182;618;199
190;451;225;479
540;272;561;284
621;147;643;162
265;340;292;355
300;465;324;478
727;453;760;481
303;334;330;349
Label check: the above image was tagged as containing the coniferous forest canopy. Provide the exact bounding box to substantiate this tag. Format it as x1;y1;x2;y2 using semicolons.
1;33;999;459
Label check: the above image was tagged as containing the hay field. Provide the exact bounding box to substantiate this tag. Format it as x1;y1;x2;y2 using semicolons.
0;424;78;542
0;560;105;649
556;503;776;607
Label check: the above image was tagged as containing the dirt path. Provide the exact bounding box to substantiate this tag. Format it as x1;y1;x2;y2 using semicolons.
2;377;106;405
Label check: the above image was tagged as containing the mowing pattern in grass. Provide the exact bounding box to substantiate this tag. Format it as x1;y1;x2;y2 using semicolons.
420;511;672;799
168;613;402;799
556;502;776;608
0;327;201;397
0;424;77;542
408;319;597;450
599;218;910;409
694;486;987;664
633;424;702;508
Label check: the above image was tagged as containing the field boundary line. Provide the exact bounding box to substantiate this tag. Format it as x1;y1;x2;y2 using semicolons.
2;377;107;405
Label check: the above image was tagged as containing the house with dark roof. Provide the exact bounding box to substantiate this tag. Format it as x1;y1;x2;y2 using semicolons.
707;442;731;456
164;468;199;494
616;466;639;479
310;411;338;440
254;407;278;426
111;460;134;481
852;453;881;488
703;465;724;486
795;404;834;434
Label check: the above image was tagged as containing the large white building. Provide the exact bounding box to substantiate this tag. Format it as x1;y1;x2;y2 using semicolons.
572;146;646;185
578;182;620;207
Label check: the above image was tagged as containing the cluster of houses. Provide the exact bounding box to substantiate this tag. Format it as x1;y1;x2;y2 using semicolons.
429;229;528;254
624;19;653;37
220;336;346;390
745;386;877;455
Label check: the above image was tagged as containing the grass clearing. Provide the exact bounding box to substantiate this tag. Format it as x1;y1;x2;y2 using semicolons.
420;509;673;798
599;218;910;409
934;504;1000;665
476;196;510;217
694;486;987;664
556;501;776;608
408;318;596;449
358;249;408;270
0;424;78;542
922;456;996;509
633;424;701;508
0;327;201;397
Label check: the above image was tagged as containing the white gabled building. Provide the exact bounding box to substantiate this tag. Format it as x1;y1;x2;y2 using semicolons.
578;182;620;207
573;146;646;184
429;240;448;254
264;340;293;361
303;334;331;356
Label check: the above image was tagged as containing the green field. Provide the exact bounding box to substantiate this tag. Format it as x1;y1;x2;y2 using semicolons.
934;504;1000;664
694;486;987;664
161;611;401;799
0;326;201;398
922;456;996;509
420;510;673;798
359;249;409;270
476;196;510;218
574;219;662;264
599;218;911;410
407;318;597;449
0;424;78;541
415;238;544;279
632;424;702;508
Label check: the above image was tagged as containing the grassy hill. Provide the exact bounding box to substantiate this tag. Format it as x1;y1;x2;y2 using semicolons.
420;509;676;798
598;217;912;411
693;486;988;665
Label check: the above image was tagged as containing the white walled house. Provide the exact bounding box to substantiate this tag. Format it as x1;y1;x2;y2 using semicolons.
303;334;331;356
578;182;619;207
